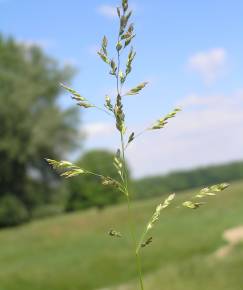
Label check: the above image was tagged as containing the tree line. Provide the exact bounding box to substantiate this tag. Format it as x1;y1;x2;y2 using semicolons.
133;161;243;199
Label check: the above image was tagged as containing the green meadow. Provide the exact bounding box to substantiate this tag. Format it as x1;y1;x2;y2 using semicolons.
0;181;242;290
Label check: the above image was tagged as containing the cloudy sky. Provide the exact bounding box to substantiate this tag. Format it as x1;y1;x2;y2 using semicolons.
1;0;243;177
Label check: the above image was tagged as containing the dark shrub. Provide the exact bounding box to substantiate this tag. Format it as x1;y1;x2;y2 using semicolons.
0;195;29;227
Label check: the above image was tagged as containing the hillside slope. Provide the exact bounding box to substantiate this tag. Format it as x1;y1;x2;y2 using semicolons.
0;181;242;290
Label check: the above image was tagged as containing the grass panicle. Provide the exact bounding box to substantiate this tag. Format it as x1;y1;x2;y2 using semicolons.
47;1;230;289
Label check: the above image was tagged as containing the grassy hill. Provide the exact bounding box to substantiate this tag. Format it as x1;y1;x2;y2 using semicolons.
0;181;242;290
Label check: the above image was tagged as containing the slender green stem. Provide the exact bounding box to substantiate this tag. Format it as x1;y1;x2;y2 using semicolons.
125;128;149;150
85;171;107;179
125;190;145;290
120;132;144;290
136;229;147;255
115;15;144;290
94;106;114;117
136;252;145;290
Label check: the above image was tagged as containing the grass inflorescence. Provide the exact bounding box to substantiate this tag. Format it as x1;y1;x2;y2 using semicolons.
46;1;230;289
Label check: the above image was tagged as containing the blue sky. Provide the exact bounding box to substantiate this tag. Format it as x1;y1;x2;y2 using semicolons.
1;0;243;177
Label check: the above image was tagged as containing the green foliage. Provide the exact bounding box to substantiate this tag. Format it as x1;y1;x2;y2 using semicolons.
0;195;29;227
31;204;63;220
0;34;80;226
134;161;242;200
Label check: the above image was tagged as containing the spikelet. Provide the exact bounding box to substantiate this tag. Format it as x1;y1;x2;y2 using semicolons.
114;94;126;134
46;159;86;178
182;183;230;210
126;46;136;76
141;237;152;248
147;193;175;231
101;176;121;189
109;229;122;238
60;83;86;101
113;149;124;180
98;36;110;64
151;108;181;130
127;132;135;145
182;201;204;209
60;83;94;109
105;95;113;112
125;82;148;96
196;183;229;198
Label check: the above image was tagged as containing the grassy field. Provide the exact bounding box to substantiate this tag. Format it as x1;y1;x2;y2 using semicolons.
0;181;242;290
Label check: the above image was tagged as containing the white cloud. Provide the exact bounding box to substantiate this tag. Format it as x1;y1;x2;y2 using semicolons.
187;48;227;84
97;4;117;19
126;91;243;177
84;122;115;138
82;92;243;178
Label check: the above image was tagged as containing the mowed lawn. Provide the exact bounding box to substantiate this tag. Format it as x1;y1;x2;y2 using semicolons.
0;181;242;290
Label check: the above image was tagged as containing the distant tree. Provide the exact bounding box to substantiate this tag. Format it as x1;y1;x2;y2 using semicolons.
0;35;80;226
0;195;29;228
134;161;243;200
66;150;130;211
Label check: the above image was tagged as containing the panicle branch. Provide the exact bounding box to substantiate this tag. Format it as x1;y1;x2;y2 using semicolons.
182;183;230;209
150;107;181;130
136;193;175;254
